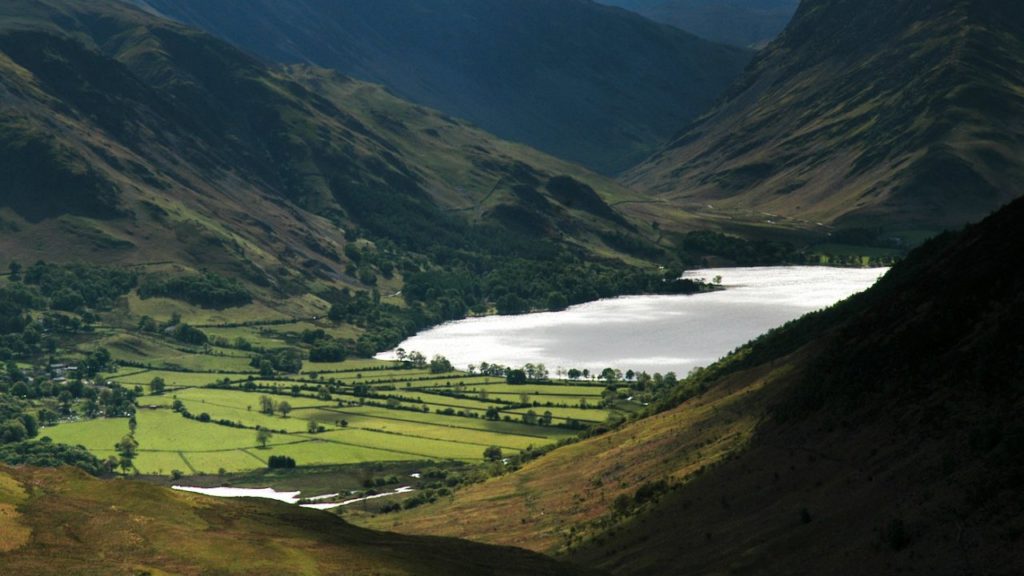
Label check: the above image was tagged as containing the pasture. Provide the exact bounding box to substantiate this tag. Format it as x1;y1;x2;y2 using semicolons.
46;333;630;475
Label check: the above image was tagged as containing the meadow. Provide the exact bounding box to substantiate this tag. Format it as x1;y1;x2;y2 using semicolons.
44;341;619;475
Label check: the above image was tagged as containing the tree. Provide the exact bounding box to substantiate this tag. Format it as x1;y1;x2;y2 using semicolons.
114;435;138;474
406;351;427;368
256;427;273;449
149;376;166;395
429;355;453;374
522;410;538;425
258;395;275;415
483;446;503;461
259;359;274;378
307;418;319;433
546;292;568;311
278;401;292;418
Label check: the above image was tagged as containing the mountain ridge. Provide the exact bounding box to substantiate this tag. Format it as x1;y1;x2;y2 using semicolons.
627;0;1024;236
0;0;661;305
595;0;799;47
129;0;753;174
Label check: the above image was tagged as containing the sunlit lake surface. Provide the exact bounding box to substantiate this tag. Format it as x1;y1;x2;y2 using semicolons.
378;267;888;375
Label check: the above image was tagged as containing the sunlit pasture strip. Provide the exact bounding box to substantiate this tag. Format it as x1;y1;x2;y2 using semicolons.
502;406;610;424
346;424;544;451
303;430;496;461
439;383;608;395
300;406;566;440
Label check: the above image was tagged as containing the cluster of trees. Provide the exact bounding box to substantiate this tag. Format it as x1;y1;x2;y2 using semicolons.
0;438;103;474
139;272;252;309
676;230;901;268
267;455;296;469
0;394;38;443
1;354;132;417
257;395;294;418
250;349;303;375
20;261;137;312
677;230;800;267
300;329;350;362
0;366;111;474
1;262;137;361
403;257;706;320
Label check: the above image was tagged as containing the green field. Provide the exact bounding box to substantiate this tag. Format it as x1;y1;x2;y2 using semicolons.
54;334;630;473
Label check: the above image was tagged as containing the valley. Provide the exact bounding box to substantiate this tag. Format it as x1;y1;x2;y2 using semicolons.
0;0;1021;573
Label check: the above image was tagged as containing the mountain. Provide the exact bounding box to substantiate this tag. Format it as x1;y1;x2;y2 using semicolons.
595;0;799;47
627;0;1024;239
0;465;597;575
361;189;1024;574
0;0;661;317
130;0;753;174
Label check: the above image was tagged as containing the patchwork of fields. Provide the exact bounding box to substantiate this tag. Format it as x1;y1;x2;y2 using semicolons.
44;359;620;475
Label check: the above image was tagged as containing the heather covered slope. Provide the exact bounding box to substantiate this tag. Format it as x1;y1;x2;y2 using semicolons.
0;466;597;576
627;0;1024;237
364;194;1024;574
569;201;1024;575
132;0;752;174
0;0;658;308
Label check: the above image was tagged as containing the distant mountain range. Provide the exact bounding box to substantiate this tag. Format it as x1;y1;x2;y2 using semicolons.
626;0;1024;238
131;0;752;174
596;0;799;47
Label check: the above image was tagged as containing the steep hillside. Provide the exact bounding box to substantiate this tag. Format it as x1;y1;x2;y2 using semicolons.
362;193;1024;574
596;0;799;47
132;0;752;174
627;0;1024;238
0;0;663;326
0;465;597;575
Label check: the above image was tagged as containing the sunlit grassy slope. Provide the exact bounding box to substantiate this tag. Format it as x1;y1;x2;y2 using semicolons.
0;466;598;575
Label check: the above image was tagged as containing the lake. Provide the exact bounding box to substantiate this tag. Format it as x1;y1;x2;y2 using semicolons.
377;266;888;375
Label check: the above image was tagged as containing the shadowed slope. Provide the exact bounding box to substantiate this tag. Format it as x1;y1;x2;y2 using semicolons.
628;0;1024;236
132;0;752;174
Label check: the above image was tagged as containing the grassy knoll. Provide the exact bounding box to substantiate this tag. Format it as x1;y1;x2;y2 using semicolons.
0;466;594;575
